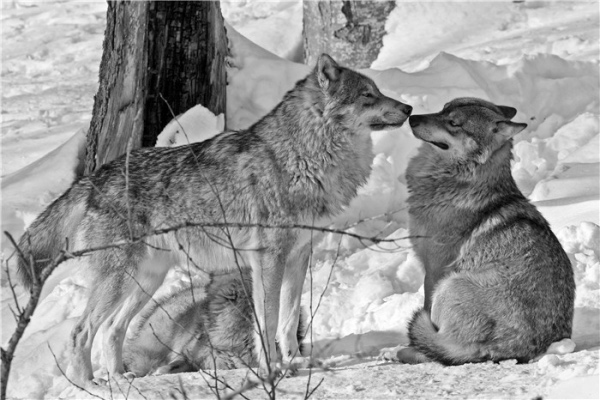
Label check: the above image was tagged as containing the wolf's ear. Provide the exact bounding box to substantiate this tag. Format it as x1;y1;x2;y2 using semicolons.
497;106;518;119
496;121;527;140
316;54;341;91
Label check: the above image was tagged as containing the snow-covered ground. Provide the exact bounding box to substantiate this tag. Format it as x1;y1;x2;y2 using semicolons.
1;0;599;399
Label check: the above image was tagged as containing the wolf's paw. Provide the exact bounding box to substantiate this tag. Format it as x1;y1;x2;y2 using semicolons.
532;338;577;363
545;338;576;355
278;357;306;377
285;356;322;368
254;364;283;383
92;376;108;386
277;356;325;377
92;371;136;386
122;371;137;380
153;358;194;375
65;365;94;388
396;346;432;364
279;362;299;378
378;345;406;361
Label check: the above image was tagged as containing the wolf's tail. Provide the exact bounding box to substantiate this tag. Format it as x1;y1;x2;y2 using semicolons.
408;309;482;366
16;184;88;289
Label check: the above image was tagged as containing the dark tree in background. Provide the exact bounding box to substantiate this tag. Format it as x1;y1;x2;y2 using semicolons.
84;0;227;175
143;1;227;148
303;0;395;69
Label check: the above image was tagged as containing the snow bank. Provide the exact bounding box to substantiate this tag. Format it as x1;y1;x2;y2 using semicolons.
1;129;86;253
155;105;224;147
374;0;599;71
221;0;303;61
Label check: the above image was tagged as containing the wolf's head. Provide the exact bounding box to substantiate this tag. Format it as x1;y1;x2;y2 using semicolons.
310;54;412;134
408;97;527;165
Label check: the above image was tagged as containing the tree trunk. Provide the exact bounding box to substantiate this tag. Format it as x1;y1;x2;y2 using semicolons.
303;0;395;69
84;1;147;175
143;1;227;148
84;0;227;175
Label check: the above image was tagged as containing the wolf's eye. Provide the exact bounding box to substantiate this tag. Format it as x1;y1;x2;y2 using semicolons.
449;120;461;127
361;92;375;99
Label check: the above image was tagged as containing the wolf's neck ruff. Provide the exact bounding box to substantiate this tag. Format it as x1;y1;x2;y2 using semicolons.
407;140;522;213
246;72;372;218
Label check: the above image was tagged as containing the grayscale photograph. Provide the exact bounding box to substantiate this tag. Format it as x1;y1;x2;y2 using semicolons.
1;1;598;399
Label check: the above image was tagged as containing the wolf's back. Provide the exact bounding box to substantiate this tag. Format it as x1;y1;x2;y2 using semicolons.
16;183;88;289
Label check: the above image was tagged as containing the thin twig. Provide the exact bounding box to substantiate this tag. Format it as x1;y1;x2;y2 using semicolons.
305;377;325;400
4;264;23;315
46;344;106;400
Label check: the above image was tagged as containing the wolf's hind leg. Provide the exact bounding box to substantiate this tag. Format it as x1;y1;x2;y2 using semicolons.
102;259;169;379
67;274;124;385
411;273;498;364
431;273;497;344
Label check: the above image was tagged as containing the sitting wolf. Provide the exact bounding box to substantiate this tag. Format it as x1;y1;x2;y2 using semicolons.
16;53;412;384
123;270;305;376
402;97;575;365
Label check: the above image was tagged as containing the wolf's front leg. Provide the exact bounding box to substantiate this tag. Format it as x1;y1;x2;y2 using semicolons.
277;243;310;364
250;248;285;379
423;257;453;313
423;270;437;313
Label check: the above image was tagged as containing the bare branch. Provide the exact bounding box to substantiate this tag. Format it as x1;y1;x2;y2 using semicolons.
305;377;325;400
4;264;23;315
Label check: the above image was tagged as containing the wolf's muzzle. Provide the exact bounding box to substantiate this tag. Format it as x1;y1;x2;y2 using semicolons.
409;115;423;128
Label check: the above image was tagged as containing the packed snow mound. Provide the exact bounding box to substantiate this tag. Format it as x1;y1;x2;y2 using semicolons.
1;129;86;255
374;0;599;71
558;222;600;309
303;229;424;341
155;104;225;147
220;0;303;61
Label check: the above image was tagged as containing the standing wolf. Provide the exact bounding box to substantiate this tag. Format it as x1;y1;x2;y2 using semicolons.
16;54;412;384
402;97;575;365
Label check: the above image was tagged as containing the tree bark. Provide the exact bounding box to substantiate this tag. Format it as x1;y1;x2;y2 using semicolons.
303;0;395;69
143;1;227;148
84;0;227;175
84;1;148;175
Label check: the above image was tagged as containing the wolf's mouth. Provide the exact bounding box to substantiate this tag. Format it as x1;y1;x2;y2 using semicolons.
370;121;405;130
426;140;449;150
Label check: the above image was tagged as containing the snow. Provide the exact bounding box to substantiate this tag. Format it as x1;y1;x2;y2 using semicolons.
221;0;303;61
1;0;599;399
373;0;599;71
155;105;225;148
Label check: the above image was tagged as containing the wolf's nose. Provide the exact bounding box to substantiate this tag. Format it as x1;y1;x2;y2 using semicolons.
409;116;421;127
